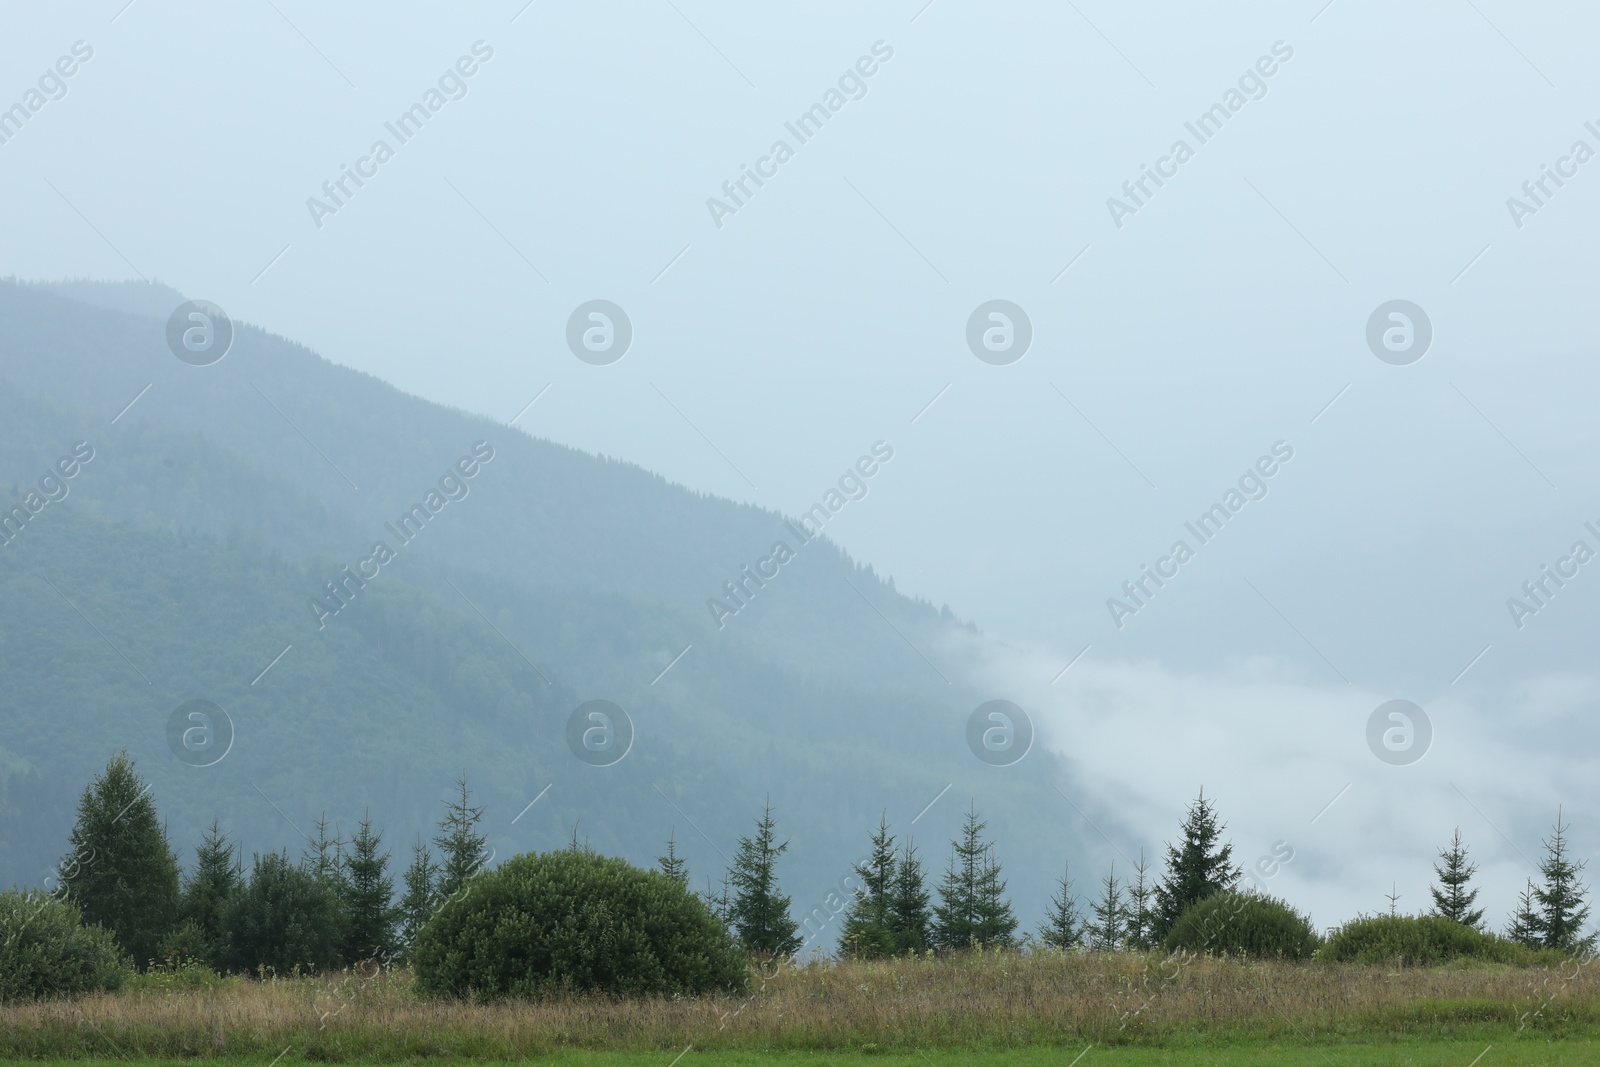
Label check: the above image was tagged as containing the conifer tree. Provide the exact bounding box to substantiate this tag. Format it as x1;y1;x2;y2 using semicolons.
728;799;801;956
1125;851;1156;949
887;839;932;954
932;804;1017;949
302;813;347;890
1152;789;1241;939
1086;863;1127;951
342;812;397;962
657;829;689;886
701;873;733;927
398;834;440;954
1507;878;1544;947
1429;828;1485;929
839;814;898;958
61;751;181;969
1534;809;1594;952
434;775;488;898
182;819;242;965
1039;860;1083;950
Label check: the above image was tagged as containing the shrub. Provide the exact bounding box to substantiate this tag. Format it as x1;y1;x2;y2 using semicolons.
220;851;347;974
1163;891;1319;960
412;849;748;999
1320;914;1553;966
0;889;127;1002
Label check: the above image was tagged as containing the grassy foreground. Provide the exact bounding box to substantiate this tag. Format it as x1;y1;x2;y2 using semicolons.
3;952;1598;1060
24;1049;1600;1067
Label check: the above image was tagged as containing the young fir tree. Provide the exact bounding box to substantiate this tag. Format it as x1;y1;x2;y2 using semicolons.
1086;863;1128;951
342;812;397;962
727;799;802;956
1125;851;1156;950
182;819;242;965
887;838;932;954
1507;878;1545;947
1385;884;1402;918
657;830;689;886
434;775;488;898
1152;789;1241;939
1038;860;1083;950
1534;809;1594;952
701;873;733;927
302;813;348;890
932;805;1017;949
838;814;898;958
1430;828;1485;929
62;751;181;969
398;834;441;954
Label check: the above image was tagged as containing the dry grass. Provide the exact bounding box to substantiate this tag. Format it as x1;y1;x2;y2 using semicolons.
3;951;1598;1059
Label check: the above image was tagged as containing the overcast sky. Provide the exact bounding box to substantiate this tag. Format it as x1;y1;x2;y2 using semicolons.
5;0;1599;928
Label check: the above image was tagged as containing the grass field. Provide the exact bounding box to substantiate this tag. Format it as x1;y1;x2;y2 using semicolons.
27;1049;1600;1067
5;951;1597;1061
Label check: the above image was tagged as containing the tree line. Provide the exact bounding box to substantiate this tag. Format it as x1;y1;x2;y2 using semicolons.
21;753;1597;978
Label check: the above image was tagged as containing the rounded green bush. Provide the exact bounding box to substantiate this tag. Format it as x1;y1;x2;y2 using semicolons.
0;889;128;1002
1320;914;1543;966
412;849;749;1000
1164;891;1320;960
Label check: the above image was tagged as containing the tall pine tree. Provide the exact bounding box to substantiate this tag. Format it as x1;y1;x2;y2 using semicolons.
1429;828;1485;929
434;775;488;898
61;751;181;969
181;819;242;966
887;839;932;954
838;815;898;958
728;799;801;956
1534;809;1593;952
1152;789;1241;939
342;812;397;962
1038;859;1083;950
932;804;1017;949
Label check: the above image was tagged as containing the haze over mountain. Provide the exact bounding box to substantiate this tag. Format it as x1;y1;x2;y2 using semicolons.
3;0;1599;942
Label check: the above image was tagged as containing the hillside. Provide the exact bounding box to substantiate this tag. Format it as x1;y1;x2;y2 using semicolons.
0;280;1083;943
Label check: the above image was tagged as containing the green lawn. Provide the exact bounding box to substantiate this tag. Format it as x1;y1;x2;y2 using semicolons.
40;1044;1598;1067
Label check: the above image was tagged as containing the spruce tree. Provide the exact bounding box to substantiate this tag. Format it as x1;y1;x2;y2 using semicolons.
701;873;733;927
932;804;1017;949
658;830;689;886
1039;860;1083;950
1507;878;1544;947
302;813;347;890
342;812;397;962
61;751;181;969
1125;851;1156;949
727;799;801;956
1534;809;1594;952
1086;863;1127;951
887;839;932;954
1429;828;1485;929
1152;789;1241;939
182;819;242;965
434;775;488;898
838;815;898;958
398;834;440;954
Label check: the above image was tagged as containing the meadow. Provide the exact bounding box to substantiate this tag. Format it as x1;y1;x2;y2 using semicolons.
4;952;1598;1063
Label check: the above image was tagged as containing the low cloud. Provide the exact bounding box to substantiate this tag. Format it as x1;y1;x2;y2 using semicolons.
940;626;1600;933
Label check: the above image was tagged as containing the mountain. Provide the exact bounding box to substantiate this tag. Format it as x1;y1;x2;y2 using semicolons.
0;279;1086;943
